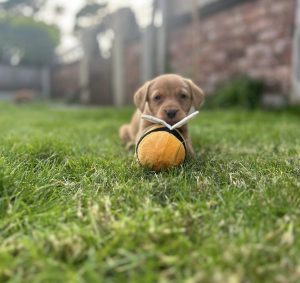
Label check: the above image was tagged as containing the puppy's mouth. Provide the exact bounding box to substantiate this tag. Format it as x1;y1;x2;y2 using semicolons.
158;116;187;126
164;119;179;126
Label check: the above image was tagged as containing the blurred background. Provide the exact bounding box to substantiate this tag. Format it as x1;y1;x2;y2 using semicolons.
0;0;299;108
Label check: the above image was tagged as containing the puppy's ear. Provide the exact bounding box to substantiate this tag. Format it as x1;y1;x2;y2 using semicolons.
186;79;205;109
134;81;151;111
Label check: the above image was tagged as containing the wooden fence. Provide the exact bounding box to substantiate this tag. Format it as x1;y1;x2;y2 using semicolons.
0;64;51;98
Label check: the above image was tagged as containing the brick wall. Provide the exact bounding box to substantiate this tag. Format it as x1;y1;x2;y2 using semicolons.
169;0;296;96
51;62;80;99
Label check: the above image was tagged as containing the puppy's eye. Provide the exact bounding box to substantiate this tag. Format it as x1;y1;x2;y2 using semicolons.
154;95;161;101
180;93;188;99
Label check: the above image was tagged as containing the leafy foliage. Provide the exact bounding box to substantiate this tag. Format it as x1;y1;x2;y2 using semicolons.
0;0;47;16
207;77;264;109
0;15;60;65
76;3;107;19
74;1;108;31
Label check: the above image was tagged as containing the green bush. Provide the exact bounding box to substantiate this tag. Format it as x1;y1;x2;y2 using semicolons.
207;77;264;109
0;15;60;65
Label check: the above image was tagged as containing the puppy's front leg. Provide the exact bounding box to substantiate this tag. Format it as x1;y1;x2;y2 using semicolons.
185;136;195;158
179;126;195;158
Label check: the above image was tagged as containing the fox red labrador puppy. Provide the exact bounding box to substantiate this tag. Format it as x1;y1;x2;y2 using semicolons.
120;74;205;156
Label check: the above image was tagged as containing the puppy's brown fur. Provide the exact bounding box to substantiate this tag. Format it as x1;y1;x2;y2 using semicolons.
119;74;205;155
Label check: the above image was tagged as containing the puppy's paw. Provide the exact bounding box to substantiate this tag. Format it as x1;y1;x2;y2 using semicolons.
125;142;135;151
187;151;196;159
186;142;195;159
119;124;132;145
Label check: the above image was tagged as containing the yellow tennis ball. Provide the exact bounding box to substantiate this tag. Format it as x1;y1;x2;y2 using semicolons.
136;125;186;171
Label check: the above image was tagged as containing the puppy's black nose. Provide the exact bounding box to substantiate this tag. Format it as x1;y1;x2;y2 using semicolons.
165;109;178;119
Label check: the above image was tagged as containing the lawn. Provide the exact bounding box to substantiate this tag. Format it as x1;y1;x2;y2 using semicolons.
0;102;299;283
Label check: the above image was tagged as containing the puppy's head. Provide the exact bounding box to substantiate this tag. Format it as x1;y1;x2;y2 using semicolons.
134;74;205;125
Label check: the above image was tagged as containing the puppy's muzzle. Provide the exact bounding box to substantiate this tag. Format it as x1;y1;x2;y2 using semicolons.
165;109;179;119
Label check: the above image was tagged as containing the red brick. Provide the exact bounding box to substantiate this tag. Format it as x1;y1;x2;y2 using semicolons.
167;0;295;95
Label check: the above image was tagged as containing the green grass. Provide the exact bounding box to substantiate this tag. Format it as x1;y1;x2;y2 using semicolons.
0;102;300;283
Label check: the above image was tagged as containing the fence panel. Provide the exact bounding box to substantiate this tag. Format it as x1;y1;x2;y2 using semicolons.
0;65;43;91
